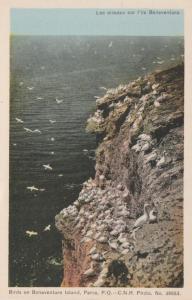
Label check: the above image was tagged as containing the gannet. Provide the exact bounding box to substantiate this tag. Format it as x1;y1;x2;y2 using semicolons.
26;230;38;237
27;86;34;90
83;149;88;155
33;129;41;133
24;127;33;133
15;117;24;123
58;174;63;177
83;262;96;276
49;120;56;124
43;164;52;170
43;224;51;231
26;186;39;191
50;137;55;141
37;97;43;100
56;98;63;104
108;41;113;48
99;86;107;91
132;204;150;230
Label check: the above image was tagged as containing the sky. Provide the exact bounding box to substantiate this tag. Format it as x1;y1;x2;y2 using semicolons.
11;9;184;36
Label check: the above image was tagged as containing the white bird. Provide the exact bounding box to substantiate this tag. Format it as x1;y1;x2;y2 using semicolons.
26;186;39;191
24;127;33;133
37;97;43;100
58;174;63;177
43;164;52;170
99;86;107;91
39;188;46;192
15;117;24;123
132;204;151;230
26;230;38;237
50;137;55;141
156;156;166;168
83;149;88;153
154;100;160;107
88;246;97;256
49;120;56;124
27;86;34;90
43;224;51;231
108;41;113;48
33;129;41;134
108;240;118;251
83;268;95;277
19;81;24;86
51;151;55;155
56;98;63;104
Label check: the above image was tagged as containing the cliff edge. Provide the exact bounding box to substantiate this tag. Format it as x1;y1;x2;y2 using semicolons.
55;63;184;287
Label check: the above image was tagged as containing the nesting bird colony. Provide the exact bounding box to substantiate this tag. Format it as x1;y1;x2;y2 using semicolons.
55;63;184;287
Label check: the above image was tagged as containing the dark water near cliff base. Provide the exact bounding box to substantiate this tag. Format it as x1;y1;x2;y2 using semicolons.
9;36;184;287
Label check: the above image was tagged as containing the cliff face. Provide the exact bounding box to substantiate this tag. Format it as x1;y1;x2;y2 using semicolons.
55;64;184;287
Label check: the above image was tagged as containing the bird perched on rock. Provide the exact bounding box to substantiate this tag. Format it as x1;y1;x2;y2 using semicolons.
130;203;151;240
83;262;96;277
133;204;151;229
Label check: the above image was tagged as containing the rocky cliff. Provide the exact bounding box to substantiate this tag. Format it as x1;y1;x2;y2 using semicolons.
55;63;184;287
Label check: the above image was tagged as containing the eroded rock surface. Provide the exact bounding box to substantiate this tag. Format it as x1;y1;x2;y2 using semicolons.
55;64;184;287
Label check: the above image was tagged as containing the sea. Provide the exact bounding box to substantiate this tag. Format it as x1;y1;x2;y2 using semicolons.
9;36;184;287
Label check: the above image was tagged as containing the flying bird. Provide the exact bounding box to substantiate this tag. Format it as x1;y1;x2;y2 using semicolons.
56;98;63;104
108;41;113;48
49;120;56;124
43;224;51;232
43;164;53;170
33;129;41;134
24;127;33;133
26;186;39;192
15;118;24;123
26;230;38;237
99;86;107;91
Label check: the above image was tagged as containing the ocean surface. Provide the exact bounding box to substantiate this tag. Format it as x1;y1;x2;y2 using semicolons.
9;36;184;287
